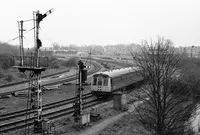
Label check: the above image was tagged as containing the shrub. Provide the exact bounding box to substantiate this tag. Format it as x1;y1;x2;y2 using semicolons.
0;53;15;69
49;61;60;69
62;57;77;67
0;68;4;78
4;74;14;82
17;73;26;79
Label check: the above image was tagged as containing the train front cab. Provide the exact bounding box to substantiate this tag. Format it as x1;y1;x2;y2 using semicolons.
91;74;111;97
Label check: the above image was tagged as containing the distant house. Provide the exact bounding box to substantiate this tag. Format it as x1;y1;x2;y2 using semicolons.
39;47;53;57
53;49;78;55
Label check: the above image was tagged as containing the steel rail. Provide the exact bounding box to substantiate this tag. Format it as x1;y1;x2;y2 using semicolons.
0;97;108;133
0;61;101;96
0;93;92;121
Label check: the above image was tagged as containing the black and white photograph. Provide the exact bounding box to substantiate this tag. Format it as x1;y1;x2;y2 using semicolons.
0;0;200;135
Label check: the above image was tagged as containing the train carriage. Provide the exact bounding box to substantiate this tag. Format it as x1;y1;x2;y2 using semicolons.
91;67;144;97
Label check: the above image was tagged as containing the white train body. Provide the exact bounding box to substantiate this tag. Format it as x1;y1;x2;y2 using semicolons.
91;67;144;96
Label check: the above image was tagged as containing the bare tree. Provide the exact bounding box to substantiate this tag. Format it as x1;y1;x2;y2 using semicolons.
130;37;196;135
52;42;60;50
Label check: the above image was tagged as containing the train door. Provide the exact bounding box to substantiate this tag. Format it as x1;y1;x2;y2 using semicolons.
97;77;103;91
91;76;97;92
103;77;111;92
92;77;97;86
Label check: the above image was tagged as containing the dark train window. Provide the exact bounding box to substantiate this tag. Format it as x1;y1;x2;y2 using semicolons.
98;77;103;86
103;78;108;86
93;77;97;85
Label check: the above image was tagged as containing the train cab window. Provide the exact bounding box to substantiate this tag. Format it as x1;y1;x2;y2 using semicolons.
98;77;103;86
103;78;108;86
93;77;97;85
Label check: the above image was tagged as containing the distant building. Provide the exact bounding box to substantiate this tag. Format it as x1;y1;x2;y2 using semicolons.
39;50;53;57
176;46;200;58
54;49;78;55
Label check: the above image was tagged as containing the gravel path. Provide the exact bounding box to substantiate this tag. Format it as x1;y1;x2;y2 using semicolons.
63;112;127;135
64;101;142;135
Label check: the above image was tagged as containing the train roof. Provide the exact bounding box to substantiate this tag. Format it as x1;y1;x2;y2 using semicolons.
93;67;138;78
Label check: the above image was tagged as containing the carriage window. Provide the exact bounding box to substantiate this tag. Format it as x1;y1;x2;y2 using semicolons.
98;77;103;86
103;78;108;86
93;77;97;85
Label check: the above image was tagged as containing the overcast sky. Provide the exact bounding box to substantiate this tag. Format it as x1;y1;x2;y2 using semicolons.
1;0;200;47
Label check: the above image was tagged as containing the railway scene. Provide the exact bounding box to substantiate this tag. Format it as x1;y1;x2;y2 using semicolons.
1;0;200;135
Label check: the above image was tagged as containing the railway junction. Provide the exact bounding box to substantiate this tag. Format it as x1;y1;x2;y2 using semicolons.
0;56;137;135
0;8;144;135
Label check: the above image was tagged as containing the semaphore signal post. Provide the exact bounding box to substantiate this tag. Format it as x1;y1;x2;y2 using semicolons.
73;60;91;128
14;9;54;134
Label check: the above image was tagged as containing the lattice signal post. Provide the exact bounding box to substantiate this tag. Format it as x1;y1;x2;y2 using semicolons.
73;60;88;127
15;9;54;134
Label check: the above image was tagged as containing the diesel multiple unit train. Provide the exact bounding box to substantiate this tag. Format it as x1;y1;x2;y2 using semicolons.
91;67;145;97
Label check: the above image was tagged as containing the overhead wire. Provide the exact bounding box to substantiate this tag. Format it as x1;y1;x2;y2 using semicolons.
5;18;34;44
6;27;34;43
84;47;92;68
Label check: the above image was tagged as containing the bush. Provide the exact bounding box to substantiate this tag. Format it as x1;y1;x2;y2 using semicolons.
17;72;26;79
0;42;19;55
49;60;60;69
39;57;49;67
0;68;4;79
4;74;14;82
62;57;77;67
0;53;15;69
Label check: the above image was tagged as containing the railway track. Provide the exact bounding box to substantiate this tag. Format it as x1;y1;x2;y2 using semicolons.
0;69;70;89
0;58;130;96
0;61;101;96
0;93;92;122
0;60;129;133
0;92;108;133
